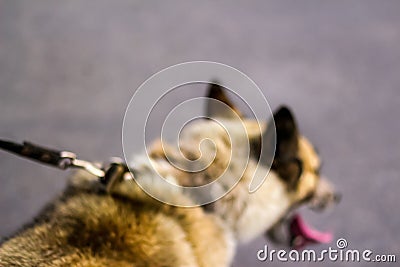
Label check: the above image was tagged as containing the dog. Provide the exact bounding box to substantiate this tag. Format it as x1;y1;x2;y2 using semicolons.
0;84;340;266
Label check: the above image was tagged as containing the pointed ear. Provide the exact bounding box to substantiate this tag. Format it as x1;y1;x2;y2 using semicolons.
206;81;243;118
273;106;298;158
271;106;302;188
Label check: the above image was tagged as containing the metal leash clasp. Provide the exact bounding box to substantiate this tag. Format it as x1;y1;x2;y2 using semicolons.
59;151;105;178
0;139;133;192
57;153;131;192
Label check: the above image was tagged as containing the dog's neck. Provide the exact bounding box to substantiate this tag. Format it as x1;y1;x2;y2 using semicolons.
212;161;292;243
131;151;293;244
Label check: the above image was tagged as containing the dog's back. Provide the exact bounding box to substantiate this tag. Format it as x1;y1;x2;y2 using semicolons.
0;170;233;267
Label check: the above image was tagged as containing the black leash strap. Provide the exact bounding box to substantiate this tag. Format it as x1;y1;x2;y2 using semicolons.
0;140;74;169
0;139;131;189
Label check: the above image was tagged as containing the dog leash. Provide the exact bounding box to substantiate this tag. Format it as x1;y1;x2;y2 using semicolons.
0;139;132;191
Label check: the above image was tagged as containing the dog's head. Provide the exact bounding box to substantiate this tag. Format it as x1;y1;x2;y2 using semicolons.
202;83;340;246
271;106;340;210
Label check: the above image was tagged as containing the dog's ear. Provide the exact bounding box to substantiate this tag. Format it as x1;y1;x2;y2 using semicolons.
206;81;243;118
274;106;298;157
271;106;302;188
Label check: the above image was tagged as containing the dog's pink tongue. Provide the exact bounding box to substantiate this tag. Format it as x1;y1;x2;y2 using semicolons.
289;214;332;250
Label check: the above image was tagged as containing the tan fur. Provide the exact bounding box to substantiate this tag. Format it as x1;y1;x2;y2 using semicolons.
0;170;234;267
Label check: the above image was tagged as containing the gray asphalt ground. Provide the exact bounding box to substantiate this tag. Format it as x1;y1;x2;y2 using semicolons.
0;1;399;266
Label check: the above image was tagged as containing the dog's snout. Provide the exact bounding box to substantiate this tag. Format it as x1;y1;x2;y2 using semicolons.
308;178;340;212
